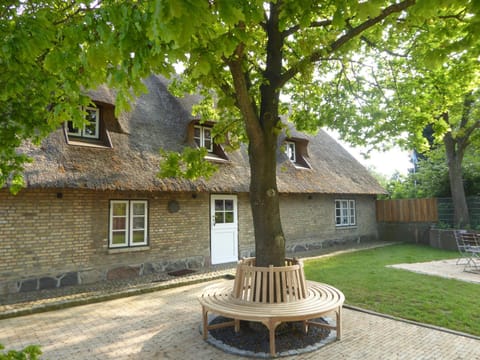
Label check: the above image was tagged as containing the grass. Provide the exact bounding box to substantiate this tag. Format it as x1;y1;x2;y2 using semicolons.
304;243;480;336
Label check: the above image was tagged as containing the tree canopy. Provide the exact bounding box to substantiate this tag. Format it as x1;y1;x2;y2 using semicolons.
2;0;480;263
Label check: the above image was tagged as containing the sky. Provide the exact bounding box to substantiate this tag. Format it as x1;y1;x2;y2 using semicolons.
326;129;413;178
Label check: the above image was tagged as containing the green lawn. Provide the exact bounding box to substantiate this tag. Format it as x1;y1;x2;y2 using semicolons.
304;243;480;336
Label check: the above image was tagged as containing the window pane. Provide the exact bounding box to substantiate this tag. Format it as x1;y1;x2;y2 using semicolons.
67;121;80;135
215;200;224;211
194;126;201;147
225;212;234;223
194;126;201;138
112;217;126;230
113;203;127;216
225;200;233;211
215;213;224;224
132;217;145;229
112;232;126;245
203;128;211;140
132;203;145;215
131;230;145;244
204;140;212;151
83;108;99;138
286;142;295;161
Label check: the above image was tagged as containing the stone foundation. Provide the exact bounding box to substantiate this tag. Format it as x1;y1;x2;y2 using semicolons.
0;256;206;296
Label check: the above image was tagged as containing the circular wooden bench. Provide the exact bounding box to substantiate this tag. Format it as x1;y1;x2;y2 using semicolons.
198;258;345;356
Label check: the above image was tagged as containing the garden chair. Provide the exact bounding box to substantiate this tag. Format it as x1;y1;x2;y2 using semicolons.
460;232;480;273
454;230;469;265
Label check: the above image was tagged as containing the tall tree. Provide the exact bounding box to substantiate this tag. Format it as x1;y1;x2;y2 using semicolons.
2;1;477;265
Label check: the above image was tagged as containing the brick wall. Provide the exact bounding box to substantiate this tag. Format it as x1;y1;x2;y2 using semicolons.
280;193;379;252
236;192;379;256
0;189;378;294
0;189;211;291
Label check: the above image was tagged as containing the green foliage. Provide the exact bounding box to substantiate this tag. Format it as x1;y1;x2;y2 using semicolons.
384;145;480;199
0;344;42;360
158;148;218;180
3;0;478;191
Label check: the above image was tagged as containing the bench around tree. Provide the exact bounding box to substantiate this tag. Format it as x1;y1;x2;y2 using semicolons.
198;257;345;356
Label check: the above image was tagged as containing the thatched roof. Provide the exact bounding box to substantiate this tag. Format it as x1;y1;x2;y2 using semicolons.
19;75;385;195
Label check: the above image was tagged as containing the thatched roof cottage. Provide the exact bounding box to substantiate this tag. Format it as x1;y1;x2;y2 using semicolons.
0;75;384;295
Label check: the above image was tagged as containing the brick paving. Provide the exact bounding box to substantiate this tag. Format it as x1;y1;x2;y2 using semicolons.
1;242;479;359
1;278;479;359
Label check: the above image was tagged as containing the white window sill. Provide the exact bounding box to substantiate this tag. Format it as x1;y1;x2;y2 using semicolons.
205;154;229;163
108;245;150;254
335;225;357;229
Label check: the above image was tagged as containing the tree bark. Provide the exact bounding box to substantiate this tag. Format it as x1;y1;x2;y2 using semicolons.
227;3;286;267
444;131;470;228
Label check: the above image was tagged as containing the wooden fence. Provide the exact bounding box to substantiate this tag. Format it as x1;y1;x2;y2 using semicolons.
376;198;438;223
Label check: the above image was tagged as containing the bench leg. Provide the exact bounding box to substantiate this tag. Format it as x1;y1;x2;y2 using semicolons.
234;319;240;333
303;320;308;334
202;306;208;340
269;325;276;356
336;307;342;340
266;320;282;357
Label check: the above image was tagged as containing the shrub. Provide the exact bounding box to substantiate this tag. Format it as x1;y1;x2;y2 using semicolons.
0;344;42;360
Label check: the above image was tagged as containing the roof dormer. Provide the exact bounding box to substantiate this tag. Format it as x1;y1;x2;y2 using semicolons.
283;137;311;169
187;120;228;162
64;102;113;148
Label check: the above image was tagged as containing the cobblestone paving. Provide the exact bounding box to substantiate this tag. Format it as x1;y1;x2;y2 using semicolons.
1;279;480;359
1;242;479;359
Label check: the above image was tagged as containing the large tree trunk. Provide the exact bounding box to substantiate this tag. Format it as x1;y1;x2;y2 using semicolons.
227;3;286;267
248;127;286;267
444;132;470;228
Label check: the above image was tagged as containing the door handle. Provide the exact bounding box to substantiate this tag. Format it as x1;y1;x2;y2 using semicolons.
212;215;216;226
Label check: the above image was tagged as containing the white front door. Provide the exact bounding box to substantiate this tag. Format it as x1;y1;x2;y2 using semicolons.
210;195;238;265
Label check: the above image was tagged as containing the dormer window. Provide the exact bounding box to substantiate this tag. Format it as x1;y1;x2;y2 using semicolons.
67;106;100;139
64;102;113;148
187;120;228;162
194;125;213;152
284;138;311;169
285;141;296;162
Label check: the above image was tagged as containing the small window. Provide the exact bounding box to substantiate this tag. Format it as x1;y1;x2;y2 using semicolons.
67;106;100;139
194;125;213;152
335;199;356;227
284;138;311;169
285;141;296;162
109;200;148;248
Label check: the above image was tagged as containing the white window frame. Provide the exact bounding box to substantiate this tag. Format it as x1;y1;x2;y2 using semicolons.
109;200;148;248
194;125;213;152
335;199;356;227
67;106;100;139
285;141;296;162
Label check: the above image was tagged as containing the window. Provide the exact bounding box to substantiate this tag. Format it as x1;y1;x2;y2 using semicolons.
194;125;213;152
283;138;311;169
335;200;356;227
67;106;100;139
285;141;296;162
109;200;148;248
214;199;235;224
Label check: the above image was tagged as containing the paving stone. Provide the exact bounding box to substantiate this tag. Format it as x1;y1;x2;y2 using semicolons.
1;242;478;360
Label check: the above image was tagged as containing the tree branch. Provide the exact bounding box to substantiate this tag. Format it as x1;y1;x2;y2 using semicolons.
282;19;332;38
279;0;415;88
226;45;262;146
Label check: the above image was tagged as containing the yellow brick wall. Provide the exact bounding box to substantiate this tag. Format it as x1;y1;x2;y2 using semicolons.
0;189;378;290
